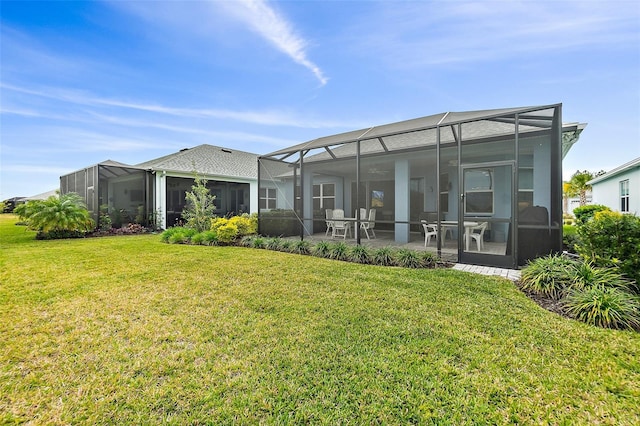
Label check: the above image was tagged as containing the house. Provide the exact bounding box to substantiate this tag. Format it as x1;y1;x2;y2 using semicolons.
587;157;640;214
60;144;259;229
258;104;586;268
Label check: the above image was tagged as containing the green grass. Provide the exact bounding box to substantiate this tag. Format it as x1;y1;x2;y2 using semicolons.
1;214;639;424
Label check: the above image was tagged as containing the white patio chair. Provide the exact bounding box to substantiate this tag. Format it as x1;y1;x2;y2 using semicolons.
469;222;488;251
361;208;376;239
324;209;334;236
331;209;351;239
422;221;438;247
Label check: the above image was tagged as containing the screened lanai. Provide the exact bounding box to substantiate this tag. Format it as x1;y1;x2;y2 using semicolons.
60;161;154;227
258;104;585;268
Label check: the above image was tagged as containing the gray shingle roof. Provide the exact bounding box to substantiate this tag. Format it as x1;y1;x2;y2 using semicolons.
136;144;258;179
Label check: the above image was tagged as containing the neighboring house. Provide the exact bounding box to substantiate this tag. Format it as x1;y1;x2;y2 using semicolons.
564;191;592;216
60;145;259;229
259;104;586;268
587;157;640;214
2;189;58;212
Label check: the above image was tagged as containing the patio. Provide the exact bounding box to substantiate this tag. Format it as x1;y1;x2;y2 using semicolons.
259;105;586;268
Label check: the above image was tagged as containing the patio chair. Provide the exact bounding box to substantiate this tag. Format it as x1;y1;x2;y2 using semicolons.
469;222;488;251
331;209;351;239
360;208;376;239
422;221;438;247
324;209;334;236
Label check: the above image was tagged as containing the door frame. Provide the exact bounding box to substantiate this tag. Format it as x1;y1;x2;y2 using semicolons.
458;160;516;268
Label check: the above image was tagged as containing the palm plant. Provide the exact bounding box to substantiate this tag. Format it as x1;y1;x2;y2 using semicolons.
18;193;94;237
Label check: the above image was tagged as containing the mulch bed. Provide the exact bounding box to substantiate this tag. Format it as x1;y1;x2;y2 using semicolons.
517;286;570;319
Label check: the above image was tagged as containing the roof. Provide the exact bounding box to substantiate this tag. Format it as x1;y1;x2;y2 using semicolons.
23;189;58;201
263;105;586;161
587;157;640;185
136;144;259;179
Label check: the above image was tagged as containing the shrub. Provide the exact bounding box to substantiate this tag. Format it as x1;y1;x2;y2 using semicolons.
328;242;349;261
563;225;579;253
564;286;640;330
201;231;218;246
266;237;282;251
279;240;292;253
371;247;396;267
291;240;311;255
349;245;371;264
15;193;94;238
251;237;265;249
239;235;254;247
573;204;610;225
161;227;196;244
395;248;423;269
575;211;640;291
228;214;258;237
211;218;239;244
182;173;217;232
567;261;631;292
519;254;576;300
421;251;438;269
190;232;205;245
312;241;331;258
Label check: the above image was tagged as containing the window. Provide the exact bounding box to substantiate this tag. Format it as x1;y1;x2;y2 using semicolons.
620;179;630;212
464;169;493;215
313;183;335;210
259;188;276;209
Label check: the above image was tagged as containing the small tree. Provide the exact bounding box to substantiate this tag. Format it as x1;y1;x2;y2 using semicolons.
181;173;216;232
565;170;604;207
15;192;94;238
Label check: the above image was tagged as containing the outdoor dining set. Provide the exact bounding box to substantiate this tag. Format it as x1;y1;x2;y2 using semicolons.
325;208;488;252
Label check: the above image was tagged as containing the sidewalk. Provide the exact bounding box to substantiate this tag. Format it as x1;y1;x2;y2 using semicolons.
452;264;521;281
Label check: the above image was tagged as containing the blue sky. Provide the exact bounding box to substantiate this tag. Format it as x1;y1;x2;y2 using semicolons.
1;0;639;199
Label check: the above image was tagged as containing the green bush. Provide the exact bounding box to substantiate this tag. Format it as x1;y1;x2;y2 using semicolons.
349;245;371;264
161;227;197;244
421;251;438;268
371;247;396;267
567;261;631;292
14;193;94;238
573;204;610;225
563;225;579;253
265;237;282;251
190;232;205;245
519;254;576;300
312;241;331;258
200;231;218;246
291;240;311;255
328;242;349;261
251;237;265;249
576;211;640;290
564;286;640;330
395;248;422;269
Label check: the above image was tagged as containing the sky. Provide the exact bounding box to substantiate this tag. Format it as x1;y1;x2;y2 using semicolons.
1;0;639;200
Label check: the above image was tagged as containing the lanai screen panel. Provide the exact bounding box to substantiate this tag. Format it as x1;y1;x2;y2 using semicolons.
258;156;300;236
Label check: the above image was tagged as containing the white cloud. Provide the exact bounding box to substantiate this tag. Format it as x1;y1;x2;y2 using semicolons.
229;0;328;85
1;83;360;129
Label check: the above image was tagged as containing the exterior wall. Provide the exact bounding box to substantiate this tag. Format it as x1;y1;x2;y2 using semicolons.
591;167;640;214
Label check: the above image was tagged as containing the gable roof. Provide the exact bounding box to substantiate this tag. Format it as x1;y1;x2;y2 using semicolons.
587;157;640;185
136;144;259;179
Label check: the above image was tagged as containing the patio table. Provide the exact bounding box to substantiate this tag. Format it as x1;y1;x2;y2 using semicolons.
441;221;480;251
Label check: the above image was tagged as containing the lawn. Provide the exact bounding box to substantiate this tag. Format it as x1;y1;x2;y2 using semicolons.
1;214;639;424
